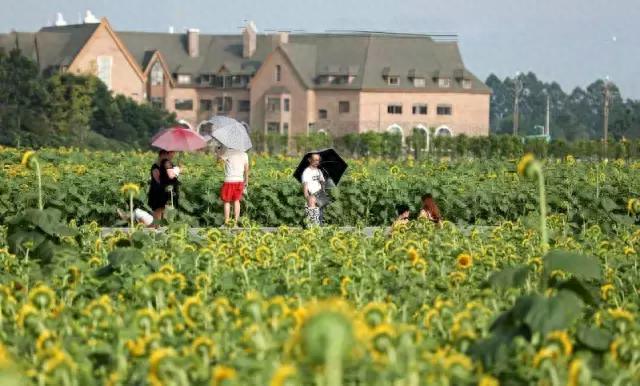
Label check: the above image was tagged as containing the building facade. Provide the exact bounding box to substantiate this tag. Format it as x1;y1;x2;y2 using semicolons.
0;18;491;139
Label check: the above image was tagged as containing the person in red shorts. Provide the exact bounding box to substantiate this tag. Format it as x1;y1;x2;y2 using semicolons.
217;148;249;226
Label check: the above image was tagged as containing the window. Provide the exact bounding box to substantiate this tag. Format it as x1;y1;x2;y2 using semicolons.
437;105;452;115
238;100;251;112
200;99;213;111
438;78;451;88
275;65;281;82
413;77;425;87
267;122;280;133
215;97;232;112
97;56;113;89
177;74;192;85
174;99;193;110
200;74;211;85
387;104;403;114
283;123;289;136
462;79;472;89
284;98;290;112
267;97;281;112
150;62;163;86
412;104;427;115
150;97;164;109
339;101;350;114
318;109;328;119
387;76;400;86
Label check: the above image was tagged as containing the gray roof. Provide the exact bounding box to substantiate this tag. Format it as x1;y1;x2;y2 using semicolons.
1;23;489;93
0;24;99;72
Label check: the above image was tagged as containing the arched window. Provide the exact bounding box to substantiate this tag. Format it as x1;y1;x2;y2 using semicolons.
386;124;404;138
150;62;163;86
275;65;281;82
435;125;453;137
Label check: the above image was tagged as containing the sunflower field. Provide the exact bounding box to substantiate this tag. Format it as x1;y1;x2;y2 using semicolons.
1;147;639;228
1;146;640;385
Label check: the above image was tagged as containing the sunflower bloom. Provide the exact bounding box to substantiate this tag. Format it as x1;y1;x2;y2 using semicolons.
21;150;36;167
546;331;572;356
120;183;141;195
600;284;614;301
211;365;237;386
269;364;297;386
517;153;535;176
456;253;473;269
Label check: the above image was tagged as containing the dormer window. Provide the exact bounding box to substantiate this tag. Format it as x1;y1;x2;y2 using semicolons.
438;78;451;88
177;74;192;85
387;76;400;86
150;62;163;86
413;77;425;87
462;79;472;89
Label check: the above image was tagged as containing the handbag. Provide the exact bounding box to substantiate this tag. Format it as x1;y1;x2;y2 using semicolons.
314;189;331;208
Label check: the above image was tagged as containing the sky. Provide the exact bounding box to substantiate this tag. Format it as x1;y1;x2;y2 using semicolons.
2;0;639;98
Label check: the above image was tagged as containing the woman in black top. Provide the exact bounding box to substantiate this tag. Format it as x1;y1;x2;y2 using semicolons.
148;150;180;221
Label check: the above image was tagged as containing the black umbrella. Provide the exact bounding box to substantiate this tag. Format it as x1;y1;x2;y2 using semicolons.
293;148;348;185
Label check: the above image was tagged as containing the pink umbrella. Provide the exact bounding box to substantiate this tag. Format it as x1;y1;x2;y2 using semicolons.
151;126;207;152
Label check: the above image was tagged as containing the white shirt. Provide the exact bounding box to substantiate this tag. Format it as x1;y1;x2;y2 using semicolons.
221;150;248;182
302;167;324;194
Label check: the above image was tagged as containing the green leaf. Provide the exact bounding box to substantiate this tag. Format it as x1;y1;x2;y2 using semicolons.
523;290;582;335
553;277;599;306
543;250;602;281
486;265;530;289
600;197;618;212
576;326;612;352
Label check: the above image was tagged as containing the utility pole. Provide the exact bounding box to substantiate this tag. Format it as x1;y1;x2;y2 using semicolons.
513;74;524;136
602;79;612;159
545;94;550;137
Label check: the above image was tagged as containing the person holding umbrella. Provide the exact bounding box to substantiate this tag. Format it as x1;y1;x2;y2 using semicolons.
217;146;249;226
294;148;348;226
202;116;253;226
149;126;208;221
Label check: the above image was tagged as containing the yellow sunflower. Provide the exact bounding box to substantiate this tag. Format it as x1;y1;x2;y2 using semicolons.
21;150;36;168
269;364;297;386
120;183;141;195
517;153;535;176
211;365;237;386
456;253;473;269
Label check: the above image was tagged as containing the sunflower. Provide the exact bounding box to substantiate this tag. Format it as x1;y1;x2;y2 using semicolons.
627;198;639;214
449;271;467;285
159;264;175;275
608;307;634;323
532;347;557;367
191;336;216;358
16;303;39;329
600;284;615;301
517;153;535;177
84;295;113;319
148;348;175;386
29;285;56;310
182;296;203;328
88;256;103;268
195;273;210;290
623;246;636;256
369;323;396;357
406;247;420;263
546;331;572;356
456;253;473;269
146;272;171;290
35;330;56;353
269;364;297;386
21;150;36;168
340;276;352;297
567;359;583;386
412;258;428;273
42;347;76;375
361;302;388;328
120;183;141;195
211;365;237;386
478;375;500;386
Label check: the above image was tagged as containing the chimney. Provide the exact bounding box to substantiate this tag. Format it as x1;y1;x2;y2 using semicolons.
272;31;289;48
187;28;199;58
55;12;67;26
243;21;257;58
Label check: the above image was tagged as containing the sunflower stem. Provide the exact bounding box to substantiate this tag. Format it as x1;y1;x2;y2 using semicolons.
533;163;549;253
35;159;43;211
325;325;344;386
129;192;135;230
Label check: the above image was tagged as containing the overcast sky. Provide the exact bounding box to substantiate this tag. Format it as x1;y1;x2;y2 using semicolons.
2;0;638;98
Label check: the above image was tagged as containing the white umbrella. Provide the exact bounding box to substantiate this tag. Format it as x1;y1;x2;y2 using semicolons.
205;116;252;151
